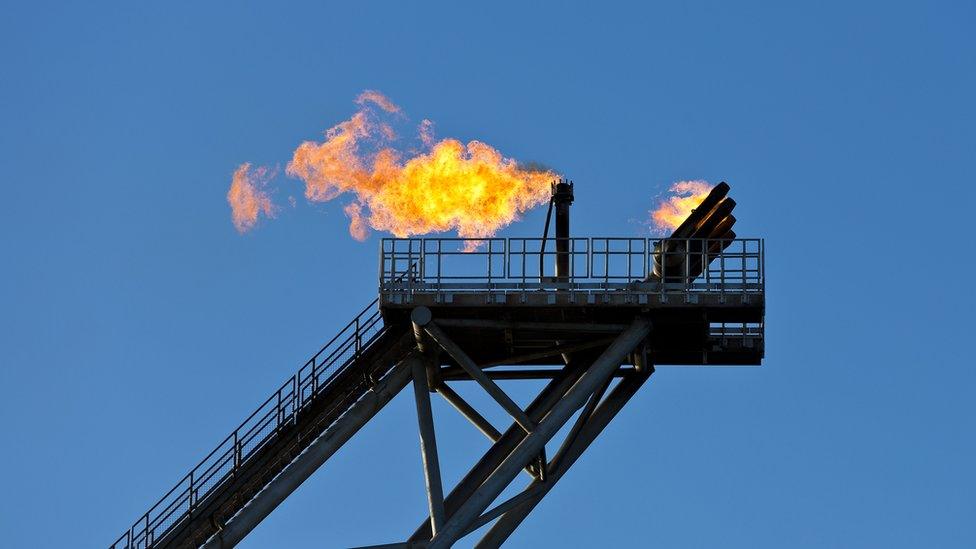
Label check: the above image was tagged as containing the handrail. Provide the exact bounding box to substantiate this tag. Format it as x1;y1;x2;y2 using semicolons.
380;237;764;292
110;299;387;549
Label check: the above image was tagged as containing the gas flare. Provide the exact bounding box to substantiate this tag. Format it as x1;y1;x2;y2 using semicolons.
286;91;558;243
227;163;275;233
650;180;714;234
227;90;559;241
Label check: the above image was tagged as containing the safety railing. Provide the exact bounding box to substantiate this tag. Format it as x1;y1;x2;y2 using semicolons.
110;300;387;549
709;322;764;338
380;237;764;293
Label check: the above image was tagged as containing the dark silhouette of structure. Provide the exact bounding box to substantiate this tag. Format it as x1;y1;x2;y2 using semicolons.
111;181;764;548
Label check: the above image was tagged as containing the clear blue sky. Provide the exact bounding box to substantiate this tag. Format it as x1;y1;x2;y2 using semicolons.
1;2;973;547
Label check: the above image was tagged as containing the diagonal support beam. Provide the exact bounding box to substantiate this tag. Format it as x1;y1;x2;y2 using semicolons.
461;484;545;539
425;317;651;549
557;366;615;459
420;316;536;434
437;383;543;481
475;366;655;547
436;383;501;442
409;355;445;534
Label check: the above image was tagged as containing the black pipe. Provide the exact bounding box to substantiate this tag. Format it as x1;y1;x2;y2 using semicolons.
671;181;730;239
552;180;574;282
649;182;738;282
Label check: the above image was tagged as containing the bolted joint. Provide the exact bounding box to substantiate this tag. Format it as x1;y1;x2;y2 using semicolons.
411;306;441;389
411;306;433;327
633;339;654;374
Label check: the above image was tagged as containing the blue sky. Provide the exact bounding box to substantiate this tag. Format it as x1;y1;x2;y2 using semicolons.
1;1;974;547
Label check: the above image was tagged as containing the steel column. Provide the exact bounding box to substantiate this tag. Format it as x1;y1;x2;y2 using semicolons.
409;356;446;534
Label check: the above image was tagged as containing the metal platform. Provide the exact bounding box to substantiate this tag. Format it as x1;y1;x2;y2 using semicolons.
380;237;764;365
110;235;764;549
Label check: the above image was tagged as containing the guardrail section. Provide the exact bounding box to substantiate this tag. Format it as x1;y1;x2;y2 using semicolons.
380;237;764;292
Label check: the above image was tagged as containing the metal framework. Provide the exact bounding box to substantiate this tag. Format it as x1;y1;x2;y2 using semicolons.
398;308;653;548
110;236;764;549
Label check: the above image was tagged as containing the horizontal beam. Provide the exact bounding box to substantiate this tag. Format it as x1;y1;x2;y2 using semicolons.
442;368;636;381
435;318;629;333
381;282;763;291
476;337;616;368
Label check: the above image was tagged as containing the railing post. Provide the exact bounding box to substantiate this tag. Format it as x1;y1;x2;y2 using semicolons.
291;375;298;421
761;238;765;290
276;389;282;428
741;240;747;297
311;355;317;395
417;238;424;285
355;318;361;355
705;238;711;286
659;239;666;300
503;238;509;287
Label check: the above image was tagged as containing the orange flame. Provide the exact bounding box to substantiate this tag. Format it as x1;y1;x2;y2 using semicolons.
283;91;558;242
650;180;713;233
227;163;275;233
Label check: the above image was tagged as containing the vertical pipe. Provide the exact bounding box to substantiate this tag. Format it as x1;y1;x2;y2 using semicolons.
552;180;574;283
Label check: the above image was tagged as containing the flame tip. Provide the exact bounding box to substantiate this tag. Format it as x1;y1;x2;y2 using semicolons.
649;179;714;234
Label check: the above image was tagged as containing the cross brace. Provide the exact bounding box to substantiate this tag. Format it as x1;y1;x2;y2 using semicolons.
399;309;652;548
